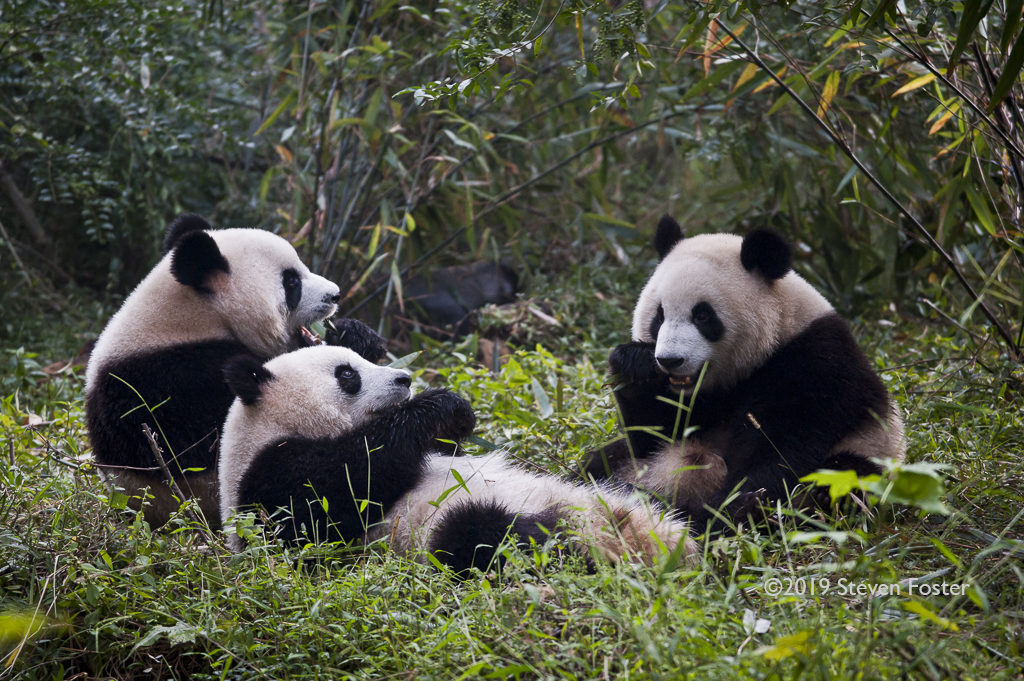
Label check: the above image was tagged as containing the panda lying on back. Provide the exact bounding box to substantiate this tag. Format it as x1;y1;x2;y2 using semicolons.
582;216;905;530
86;214;385;529
219;345;693;572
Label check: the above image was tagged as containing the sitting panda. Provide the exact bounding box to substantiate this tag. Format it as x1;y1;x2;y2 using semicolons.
581;215;905;530
85;214;385;529
218;345;692;572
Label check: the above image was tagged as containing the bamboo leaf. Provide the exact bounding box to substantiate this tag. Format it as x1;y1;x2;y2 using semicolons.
964;184;998;235
891;72;936;97
1002;0;1024;53
928;110;955;135
866;0;898;25
988;28;1024;112
948;0;995;74
253;91;296;137
753;65;787;93
817;70;841;117
731;61;760;93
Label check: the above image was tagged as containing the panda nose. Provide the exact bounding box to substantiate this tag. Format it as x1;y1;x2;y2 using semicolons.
394;374;411;387
656;355;686;372
324;292;341;304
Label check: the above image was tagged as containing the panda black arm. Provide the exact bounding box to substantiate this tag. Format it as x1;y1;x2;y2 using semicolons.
609;341;689;456
689;314;891;530
237;389;475;544
325;318;388;363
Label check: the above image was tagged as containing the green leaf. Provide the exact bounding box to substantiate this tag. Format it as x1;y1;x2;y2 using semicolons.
132;622;201;652
756;630;812;660
963;184;997;234
1001;0;1024;53
869;461;951;514
948;0;996;74
801;468;872;503
988;27;1024;113
388;351;421;370
902;600;960;631
253;91;296;138
865;0;899;26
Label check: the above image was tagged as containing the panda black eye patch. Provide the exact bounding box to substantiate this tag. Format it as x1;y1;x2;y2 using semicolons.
335;364;361;395
649;304;665;340
692;302;723;342
282;268;302;310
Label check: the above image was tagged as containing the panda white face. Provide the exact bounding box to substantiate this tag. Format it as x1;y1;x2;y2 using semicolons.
219;345;412;530
633;219;834;394
207;229;341;356
225;345;412;440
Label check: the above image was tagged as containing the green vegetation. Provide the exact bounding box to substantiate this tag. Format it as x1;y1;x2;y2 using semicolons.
2;0;1023;679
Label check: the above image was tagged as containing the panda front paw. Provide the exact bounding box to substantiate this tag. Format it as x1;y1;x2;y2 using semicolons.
609;342;662;385
410;389;477;443
325;318;388;363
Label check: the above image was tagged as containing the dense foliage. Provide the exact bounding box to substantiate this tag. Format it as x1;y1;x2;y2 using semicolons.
2;0;1023;679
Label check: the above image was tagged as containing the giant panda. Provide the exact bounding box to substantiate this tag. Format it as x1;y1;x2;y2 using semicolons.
218;345;693;572
85;214;385;529
581;215;905;531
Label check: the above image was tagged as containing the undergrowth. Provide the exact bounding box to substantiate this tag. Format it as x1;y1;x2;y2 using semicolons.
1;259;1023;680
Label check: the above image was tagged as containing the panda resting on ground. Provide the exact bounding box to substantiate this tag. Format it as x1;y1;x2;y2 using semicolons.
85;214;385;529
218;345;693;572
581;215;905;531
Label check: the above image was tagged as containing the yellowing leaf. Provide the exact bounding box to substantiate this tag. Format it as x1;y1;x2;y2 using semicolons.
757;630;812;660
274;145;294;164
902;600;960;631
753;66;787;93
928;110;955;135
732;62;761;93
817;70;841;117
892;72;937;97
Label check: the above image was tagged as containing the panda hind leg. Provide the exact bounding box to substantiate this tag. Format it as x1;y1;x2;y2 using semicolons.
428;500;561;575
793;450;885;514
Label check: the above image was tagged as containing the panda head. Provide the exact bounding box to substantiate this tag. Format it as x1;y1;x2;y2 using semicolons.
164;214;341;357
632;215;833;393
222;345;412;441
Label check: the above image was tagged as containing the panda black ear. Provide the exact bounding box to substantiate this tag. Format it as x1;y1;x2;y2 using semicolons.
223;355;274;406
164;214;213;254
654;215;684;261
170;230;230;294
740;229;792;281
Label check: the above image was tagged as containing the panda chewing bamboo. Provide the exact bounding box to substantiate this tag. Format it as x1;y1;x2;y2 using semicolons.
85;214;385;529
582;215;905;530
218;345;693;572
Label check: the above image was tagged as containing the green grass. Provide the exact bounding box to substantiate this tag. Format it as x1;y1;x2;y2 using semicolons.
2;262;1023;680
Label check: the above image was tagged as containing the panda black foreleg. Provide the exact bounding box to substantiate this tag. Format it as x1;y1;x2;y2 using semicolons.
607;341;688;458
329;388;476;534
241;389;475;545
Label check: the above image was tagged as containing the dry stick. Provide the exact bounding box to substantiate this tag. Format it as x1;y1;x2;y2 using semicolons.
713;17;1020;358
140;423;210;537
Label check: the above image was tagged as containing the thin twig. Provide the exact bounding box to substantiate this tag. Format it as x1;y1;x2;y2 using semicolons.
140;423;209;534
